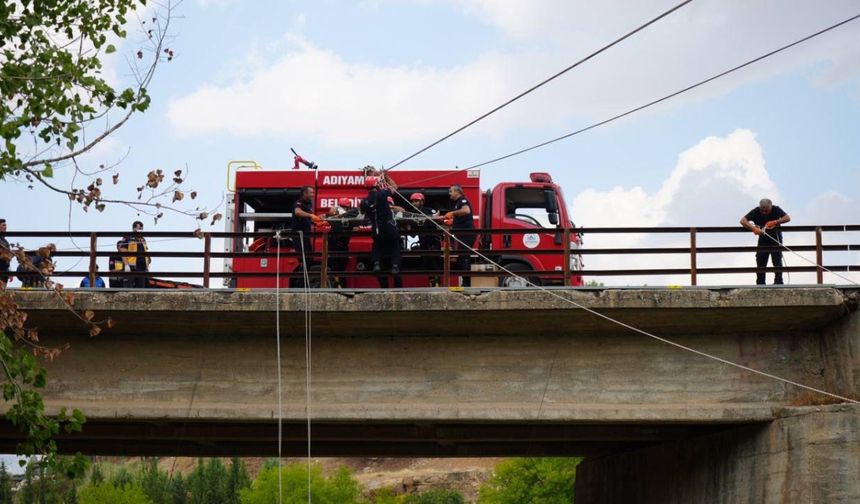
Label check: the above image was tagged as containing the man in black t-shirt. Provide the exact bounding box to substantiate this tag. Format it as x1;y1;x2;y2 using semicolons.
291;186;321;266
740;198;791;285
443;184;476;287
360;175;402;288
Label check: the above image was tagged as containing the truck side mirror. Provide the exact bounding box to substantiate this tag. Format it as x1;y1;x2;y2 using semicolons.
548;212;559;225
543;189;558;213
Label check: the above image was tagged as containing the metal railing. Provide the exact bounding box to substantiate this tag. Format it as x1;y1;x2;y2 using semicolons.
3;225;859;288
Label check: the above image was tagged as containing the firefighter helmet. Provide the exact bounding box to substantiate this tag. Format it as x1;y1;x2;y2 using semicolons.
364;176;379;188
337;197;352;207
409;192;425;202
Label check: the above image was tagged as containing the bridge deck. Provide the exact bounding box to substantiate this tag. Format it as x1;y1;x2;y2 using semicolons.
3;287;856;456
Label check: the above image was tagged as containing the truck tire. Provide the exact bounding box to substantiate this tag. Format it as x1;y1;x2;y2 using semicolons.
290;264;331;289
500;262;539;288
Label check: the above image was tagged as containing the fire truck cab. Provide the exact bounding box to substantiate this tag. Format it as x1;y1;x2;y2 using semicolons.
225;163;583;288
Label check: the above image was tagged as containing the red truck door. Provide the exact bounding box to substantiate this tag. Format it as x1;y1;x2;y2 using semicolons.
489;182;569;286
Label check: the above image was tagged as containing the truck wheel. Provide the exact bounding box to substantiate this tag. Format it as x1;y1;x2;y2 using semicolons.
500;263;539;288
308;265;332;289
290;265;331;289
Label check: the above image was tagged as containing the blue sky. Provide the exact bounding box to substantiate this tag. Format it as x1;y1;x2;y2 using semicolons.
2;0;860;285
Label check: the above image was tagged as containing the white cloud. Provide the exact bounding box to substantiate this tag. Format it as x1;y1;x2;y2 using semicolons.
571;129;859;286
167;1;860;147
168;34;516;145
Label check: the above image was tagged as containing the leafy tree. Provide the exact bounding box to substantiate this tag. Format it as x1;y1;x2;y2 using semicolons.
140;458;171;504
240;463;362;504
78;482;153;504
186;458;229;504
90;464;105;486
403;488;465;504
15;460;80;504
0;0;177;475
168;472;188;504
0;461;12;503
111;466;134;489
226;457;251;504
0;0;163;179
477;458;581;504
18;462;36;504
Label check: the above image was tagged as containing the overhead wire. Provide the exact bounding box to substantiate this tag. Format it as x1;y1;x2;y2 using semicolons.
387;0;695;170
387;185;860;405
394;11;860;188
764;231;859;286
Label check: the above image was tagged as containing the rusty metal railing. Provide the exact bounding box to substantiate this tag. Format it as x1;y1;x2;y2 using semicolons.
2;225;859;288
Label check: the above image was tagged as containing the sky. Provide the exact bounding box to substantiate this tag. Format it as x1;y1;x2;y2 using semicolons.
2;0;860;288
2;0;860;471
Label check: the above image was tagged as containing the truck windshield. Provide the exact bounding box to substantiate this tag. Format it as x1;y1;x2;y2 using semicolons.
505;187;559;228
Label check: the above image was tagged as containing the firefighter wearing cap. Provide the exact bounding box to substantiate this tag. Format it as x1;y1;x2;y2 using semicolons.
408;193;442;286
442;184;476;287
360;174;402;288
327;197;359;288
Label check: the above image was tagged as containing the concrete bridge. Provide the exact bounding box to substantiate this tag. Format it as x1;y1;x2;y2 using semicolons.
5;286;860;502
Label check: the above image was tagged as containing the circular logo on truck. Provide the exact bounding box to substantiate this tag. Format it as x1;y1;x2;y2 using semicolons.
523;233;540;249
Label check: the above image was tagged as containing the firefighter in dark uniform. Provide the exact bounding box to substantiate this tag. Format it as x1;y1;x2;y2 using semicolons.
327;197;359;288
740;198;791;285
443;184;476;287
292;185;322;267
360;175;402;288
408;192;441;286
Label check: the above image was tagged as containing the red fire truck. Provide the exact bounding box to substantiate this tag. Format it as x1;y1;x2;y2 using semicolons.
224;162;583;288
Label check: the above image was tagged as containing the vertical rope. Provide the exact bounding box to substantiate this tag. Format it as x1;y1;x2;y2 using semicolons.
275;235;283;503
299;231;313;503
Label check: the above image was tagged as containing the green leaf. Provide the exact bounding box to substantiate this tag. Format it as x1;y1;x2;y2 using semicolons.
41;164;53;178
105;44;116;54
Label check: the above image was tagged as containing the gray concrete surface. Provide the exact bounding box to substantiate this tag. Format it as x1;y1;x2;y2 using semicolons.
574;404;860;504
1;287;856;460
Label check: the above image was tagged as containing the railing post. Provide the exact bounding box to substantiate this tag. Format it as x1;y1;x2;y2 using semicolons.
689;227;697;286
443;233;451;288
203;232;212;288
88;233;97;288
815;227;823;284
563;227;571;286
320;233;329;288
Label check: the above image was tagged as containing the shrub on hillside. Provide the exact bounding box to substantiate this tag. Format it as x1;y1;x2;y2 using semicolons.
240;463;362;504
78;482;152;504
477;457;581;504
403;488;465;504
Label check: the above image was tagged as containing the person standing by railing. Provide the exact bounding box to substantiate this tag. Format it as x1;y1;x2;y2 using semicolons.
0;219;11;289
327;197;359;288
121;221;150;288
442;184;476;287
740;198;791;285
361;174;402;288
291;185;321;275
